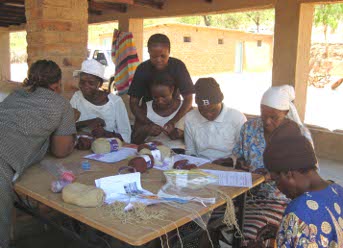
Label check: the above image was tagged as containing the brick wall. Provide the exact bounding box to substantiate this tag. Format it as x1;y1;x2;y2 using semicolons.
143;24;273;76
25;0;88;96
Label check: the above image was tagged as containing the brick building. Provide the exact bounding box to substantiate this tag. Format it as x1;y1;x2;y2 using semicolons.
100;23;273;76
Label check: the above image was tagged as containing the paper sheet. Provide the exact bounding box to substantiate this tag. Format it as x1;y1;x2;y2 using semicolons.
202;169;253;188
154;154;210;171
95;172;158;205
84;147;137;163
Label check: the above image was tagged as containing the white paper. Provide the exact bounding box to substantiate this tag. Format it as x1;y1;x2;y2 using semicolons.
202;169;253;188
95;172;158;205
154;154;210;171
84;147;137;163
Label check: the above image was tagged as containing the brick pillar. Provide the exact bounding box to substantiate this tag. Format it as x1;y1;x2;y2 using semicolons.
0;28;10;81
25;0;88;97
118;17;143;61
272;1;314;121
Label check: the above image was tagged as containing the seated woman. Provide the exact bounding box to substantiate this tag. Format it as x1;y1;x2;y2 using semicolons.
184;77;246;165
70;59;131;146
0;60;76;248
264;121;342;248
132;72;184;150
232;85;313;247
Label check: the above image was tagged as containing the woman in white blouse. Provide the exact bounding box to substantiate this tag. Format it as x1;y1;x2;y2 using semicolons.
70;59;131;143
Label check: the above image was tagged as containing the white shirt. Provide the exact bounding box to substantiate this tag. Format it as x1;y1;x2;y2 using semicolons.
70;91;131;143
184;104;247;161
145;100;185;149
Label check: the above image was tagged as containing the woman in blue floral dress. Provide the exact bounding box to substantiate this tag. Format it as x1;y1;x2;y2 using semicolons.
232;85;313;247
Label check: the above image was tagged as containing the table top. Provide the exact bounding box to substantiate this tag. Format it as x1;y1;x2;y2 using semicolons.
14;150;264;246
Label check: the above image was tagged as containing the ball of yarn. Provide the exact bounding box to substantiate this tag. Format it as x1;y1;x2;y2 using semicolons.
91;138;122;154
137;142;171;162
128;155;154;173
62;183;105;207
51;180;71;193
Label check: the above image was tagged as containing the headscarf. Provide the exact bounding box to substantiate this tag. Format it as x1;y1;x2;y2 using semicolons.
263;120;317;172
195;77;224;106
261;85;303;126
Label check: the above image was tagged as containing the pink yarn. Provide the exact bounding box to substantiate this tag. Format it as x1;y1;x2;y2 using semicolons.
61;171;75;182
51;180;71;193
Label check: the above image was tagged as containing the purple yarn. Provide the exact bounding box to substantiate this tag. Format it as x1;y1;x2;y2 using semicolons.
51;180;71;193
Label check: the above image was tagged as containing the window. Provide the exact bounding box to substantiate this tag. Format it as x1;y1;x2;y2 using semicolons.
184;36;191;43
218;39;224;45
257;40;262;47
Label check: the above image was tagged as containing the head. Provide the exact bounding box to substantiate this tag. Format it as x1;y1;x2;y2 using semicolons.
77;59;105;98
261;104;289;133
195;78;224;121
23;60;62;93
150;72;175;109
147;34;170;71
263;122;318;199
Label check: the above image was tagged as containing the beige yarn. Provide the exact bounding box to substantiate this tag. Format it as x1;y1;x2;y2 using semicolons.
91;138;122;154
62;183;105;207
138;145;171;161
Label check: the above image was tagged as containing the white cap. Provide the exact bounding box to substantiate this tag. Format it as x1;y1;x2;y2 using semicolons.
73;59;108;80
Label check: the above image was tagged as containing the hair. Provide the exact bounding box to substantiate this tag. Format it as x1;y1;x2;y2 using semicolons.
23;60;62;92
79;72;104;88
147;34;171;50
150;71;175;90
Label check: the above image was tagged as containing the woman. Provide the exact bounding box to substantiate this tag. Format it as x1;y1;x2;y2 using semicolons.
0;60;76;248
232;85;313;247
132;72;184;150
70;59;131;144
128;34;194;137
185;77;246;164
263;121;342;248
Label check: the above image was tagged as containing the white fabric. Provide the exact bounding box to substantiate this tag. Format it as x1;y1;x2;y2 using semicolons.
184;104;247;161
261;85;303;126
70;91;131;143
73;59;107;80
145;100;185;149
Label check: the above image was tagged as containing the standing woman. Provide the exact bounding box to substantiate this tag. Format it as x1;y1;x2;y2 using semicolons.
232;85;313;247
0;60;76;248
128;34;194;136
71;59;131;143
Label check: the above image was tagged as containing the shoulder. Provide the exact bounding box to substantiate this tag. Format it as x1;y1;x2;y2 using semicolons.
107;93;124;105
70;90;83;101
242;117;262;130
136;60;152;72
185;108;201;124
223;106;246;121
168;57;187;68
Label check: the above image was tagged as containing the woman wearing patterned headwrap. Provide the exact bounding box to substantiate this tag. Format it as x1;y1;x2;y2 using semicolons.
232;85;313;247
264;121;342;248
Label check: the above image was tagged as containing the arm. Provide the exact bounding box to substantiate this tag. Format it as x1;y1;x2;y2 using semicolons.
50;135;75;157
114;97;132;143
132;121;164;145
184;117;196;156
277;212;306;248
130;96;152;125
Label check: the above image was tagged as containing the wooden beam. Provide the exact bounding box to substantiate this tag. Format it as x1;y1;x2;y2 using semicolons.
89;1;127;12
0;24;10;27
0;16;25;22
88;9;103;15
101;0;134;4
134;0;164;9
0;19;23;24
0;4;25;13
0;10;24;16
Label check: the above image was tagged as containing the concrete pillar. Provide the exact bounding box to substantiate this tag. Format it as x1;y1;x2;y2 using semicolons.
0;28;11;81
272;1;314;121
25;0;88;97
118;17;143;61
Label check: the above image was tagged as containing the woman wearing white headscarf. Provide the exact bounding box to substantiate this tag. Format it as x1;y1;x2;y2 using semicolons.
232;85;313;248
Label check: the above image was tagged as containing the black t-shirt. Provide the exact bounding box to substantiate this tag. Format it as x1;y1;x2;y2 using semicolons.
128;57;194;102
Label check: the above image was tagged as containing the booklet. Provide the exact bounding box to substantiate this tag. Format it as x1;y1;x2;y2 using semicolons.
202;169;253;188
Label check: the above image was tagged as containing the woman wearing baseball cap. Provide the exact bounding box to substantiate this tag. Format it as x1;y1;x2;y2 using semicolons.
70;59;131;146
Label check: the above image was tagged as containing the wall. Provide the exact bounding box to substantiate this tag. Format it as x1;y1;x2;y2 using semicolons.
141;24;273;76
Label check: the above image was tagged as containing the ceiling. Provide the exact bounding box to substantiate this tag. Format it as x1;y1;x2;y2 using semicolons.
0;0;185;27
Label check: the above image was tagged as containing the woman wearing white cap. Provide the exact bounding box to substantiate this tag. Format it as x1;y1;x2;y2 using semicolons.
70;59;131;144
232;85;313;247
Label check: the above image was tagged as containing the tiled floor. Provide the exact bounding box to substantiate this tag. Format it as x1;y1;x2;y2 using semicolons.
12;157;343;248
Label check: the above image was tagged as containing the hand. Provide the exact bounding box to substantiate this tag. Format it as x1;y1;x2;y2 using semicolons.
76;137;92;150
87;118;105;130
91;126;106;138
253;168;271;181
146;123;164;137
235;157;252;171
168;128;181;140
212;157;234;167
163;121;175;135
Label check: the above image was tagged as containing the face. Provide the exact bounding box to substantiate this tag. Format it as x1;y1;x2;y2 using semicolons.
198;103;222;121
79;73;101;98
261;105;288;134
270;171;298;199
151;84;174;109
148;44;170;71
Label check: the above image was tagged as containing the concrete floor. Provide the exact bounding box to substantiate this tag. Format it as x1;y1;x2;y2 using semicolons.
12;157;343;248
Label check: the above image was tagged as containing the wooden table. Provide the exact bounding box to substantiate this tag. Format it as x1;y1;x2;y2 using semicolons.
14;150;264;247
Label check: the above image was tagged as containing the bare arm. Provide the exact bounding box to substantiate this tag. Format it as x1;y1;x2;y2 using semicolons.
50;135;75;158
130;96;152;125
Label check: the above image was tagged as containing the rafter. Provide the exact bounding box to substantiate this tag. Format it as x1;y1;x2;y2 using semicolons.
133;0;165;9
101;0;134;4
0;4;25;13
89;1;128;13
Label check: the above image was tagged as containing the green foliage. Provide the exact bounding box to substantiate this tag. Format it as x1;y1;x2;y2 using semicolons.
314;4;343;31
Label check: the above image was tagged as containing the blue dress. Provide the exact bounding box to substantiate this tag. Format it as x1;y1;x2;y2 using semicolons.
277;183;343;248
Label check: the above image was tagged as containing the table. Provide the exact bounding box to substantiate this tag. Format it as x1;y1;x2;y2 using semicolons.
14;150;264;247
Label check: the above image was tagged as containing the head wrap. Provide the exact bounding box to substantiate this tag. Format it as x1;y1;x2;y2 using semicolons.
263;120;317;173
195;77;224;106
261;85;302;126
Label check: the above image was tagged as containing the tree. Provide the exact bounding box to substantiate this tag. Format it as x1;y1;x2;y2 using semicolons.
314;4;343;42
244;9;274;33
